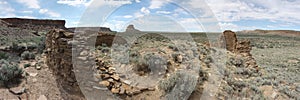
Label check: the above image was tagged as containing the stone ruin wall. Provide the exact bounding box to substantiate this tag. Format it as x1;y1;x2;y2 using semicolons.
45;29;126;99
45;29;84;99
220;30;252;55
45;29;256;99
220;30;257;68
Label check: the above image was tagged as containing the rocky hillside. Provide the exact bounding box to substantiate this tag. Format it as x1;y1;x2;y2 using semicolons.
1;18;66;31
238;29;300;37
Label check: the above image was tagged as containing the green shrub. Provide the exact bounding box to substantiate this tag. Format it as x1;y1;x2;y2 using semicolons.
0;52;8;60
21;51;35;60
159;72;180;92
0;60;23;87
23;63;31;68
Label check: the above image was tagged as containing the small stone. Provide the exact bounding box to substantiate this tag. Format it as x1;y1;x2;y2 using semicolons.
99;67;107;71
147;88;155;91
9;87;25;94
177;55;183;63
107;78;114;82
108;67;116;71
111;75;120;81
80;50;89;56
119;87;125;94
28;72;38;77
101;74;110;79
114;82;122;88
92;86;107;90
111;88;120;94
77;57;87;61
37;95;47;100
31;62;37;67
99;81;110;87
132;89;141;94
36;65;41;70
108;71;115;75
122;80;132;85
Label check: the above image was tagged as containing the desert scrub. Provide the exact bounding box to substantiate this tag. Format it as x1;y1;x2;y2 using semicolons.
23;63;31;68
21;51;35;60
0;60;23;87
134;53;167;75
160;71;198;100
0;52;8;60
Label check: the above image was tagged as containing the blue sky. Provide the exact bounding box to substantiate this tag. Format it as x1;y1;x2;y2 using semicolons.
1;0;300;32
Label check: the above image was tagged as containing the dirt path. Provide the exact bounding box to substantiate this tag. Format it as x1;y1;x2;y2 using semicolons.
22;56;64;100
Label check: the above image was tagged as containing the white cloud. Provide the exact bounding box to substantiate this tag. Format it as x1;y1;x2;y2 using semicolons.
21;11;33;14
102;20;126;31
86;0;132;8
218;22;239;31
0;1;15;17
149;0;171;9
16;0;40;9
57;0;89;7
123;15;133;18
39;9;61;18
134;12;144;18
205;0;300;24
135;0;141;3
141;7;150;14
156;11;171;14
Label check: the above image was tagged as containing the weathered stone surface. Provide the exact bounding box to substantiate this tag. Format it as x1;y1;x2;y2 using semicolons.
236;40;252;54
9;86;26;94
219;30;238;52
111;74;120;81
99;81;110;87
111;88;120;94
1;18;66;31
45;29;84;99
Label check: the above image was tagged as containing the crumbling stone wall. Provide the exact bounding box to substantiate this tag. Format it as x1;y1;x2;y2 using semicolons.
220;30;257;68
219;30;238;52
220;30;252;55
236;40;251;54
45;29;84;99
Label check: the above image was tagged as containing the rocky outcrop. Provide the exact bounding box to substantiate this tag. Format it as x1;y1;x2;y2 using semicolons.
126;25;140;32
1;18;66;31
45;29;84;99
68;27;116;33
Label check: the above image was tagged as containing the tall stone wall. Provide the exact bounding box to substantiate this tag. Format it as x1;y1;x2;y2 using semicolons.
45;29;84;99
219;30;238;52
